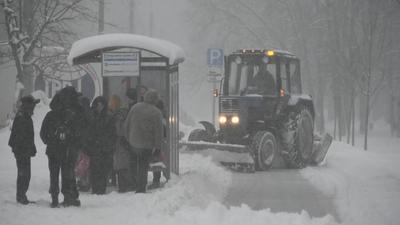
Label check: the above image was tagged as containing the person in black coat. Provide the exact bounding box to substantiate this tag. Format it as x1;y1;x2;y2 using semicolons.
40;86;82;207
88;96;117;194
9;95;39;205
75;96;93;192
126;88;138;110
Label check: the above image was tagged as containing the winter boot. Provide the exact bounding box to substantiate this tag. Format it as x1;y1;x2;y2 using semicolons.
62;198;81;207
50;195;59;208
16;196;29;205
147;182;160;190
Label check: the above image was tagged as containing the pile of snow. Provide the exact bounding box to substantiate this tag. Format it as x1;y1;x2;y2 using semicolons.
301;141;400;225
184;148;254;164
159;202;337;225
0;103;340;225
179;122;195;141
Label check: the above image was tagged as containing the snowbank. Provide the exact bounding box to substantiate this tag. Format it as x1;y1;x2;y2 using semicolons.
0;104;339;225
183;148;254;164
159;202;337;225
301;141;400;225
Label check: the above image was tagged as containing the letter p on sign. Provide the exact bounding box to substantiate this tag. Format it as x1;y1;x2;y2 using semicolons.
207;48;224;67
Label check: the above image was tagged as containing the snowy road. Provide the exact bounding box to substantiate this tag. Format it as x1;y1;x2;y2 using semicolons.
224;169;340;221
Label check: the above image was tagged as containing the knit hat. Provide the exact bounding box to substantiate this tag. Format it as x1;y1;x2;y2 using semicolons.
20;95;40;105
144;90;159;105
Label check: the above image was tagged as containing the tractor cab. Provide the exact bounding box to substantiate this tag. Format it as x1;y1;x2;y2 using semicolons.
224;49;301;97
219;49;304;144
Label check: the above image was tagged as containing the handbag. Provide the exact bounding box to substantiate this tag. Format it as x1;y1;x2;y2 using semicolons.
75;152;90;177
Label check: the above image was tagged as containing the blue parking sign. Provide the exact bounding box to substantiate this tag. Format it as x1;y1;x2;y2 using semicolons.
207;48;224;67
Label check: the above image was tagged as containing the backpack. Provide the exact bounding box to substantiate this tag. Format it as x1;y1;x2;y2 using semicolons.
53;111;75;145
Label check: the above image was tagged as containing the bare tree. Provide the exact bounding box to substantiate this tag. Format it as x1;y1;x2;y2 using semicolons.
354;0;393;150
1;0;96;98
185;0;400;144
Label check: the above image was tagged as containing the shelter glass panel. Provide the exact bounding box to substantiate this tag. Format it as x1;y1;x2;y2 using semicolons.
103;76;138;107
140;70;168;102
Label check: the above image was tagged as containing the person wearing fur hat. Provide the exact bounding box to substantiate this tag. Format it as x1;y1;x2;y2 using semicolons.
9;95;40;204
123;89;163;193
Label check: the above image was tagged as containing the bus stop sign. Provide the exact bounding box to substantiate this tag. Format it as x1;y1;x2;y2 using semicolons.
207;48;224;67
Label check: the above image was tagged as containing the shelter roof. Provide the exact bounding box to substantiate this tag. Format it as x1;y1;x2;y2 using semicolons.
67;33;185;65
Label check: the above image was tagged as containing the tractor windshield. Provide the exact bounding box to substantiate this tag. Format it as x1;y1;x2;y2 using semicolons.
227;56;277;96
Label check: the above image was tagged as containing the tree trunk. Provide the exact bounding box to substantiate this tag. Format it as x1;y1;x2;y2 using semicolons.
347;91;352;144
98;0;104;33
364;86;370;151
22;0;35;36
351;91;356;146
359;94;366;134
20;65;34;96
345;87;355;144
333;95;338;140
129;0;134;33
316;76;325;134
337;94;343;142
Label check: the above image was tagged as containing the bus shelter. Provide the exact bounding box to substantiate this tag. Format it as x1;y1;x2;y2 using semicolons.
67;33;185;176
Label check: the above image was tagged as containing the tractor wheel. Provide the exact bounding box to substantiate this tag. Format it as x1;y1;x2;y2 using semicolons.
188;129;209;142
252;131;277;171
285;107;314;169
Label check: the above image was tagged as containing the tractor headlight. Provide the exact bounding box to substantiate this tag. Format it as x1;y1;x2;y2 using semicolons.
231;116;240;124
219;116;227;124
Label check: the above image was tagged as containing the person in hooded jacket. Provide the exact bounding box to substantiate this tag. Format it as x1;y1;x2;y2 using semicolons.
9;95;40;205
88;96;117;194
40;86;82;207
124;90;163;193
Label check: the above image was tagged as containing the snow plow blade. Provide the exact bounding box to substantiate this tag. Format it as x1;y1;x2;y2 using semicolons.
311;133;333;165
179;141;255;173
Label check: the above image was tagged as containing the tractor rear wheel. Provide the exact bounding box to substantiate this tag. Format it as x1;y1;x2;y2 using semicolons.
285;107;314;168
252;131;277;171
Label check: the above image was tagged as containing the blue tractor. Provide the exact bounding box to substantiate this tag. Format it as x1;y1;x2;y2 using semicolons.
185;49;332;172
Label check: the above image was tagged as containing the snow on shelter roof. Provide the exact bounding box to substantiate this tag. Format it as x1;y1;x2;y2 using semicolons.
67;33;185;65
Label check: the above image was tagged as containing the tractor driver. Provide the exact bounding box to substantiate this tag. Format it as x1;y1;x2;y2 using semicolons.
250;66;276;96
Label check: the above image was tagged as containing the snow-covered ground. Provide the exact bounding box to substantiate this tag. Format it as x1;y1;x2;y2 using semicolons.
301;125;400;225
0;100;337;225
0;98;398;225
